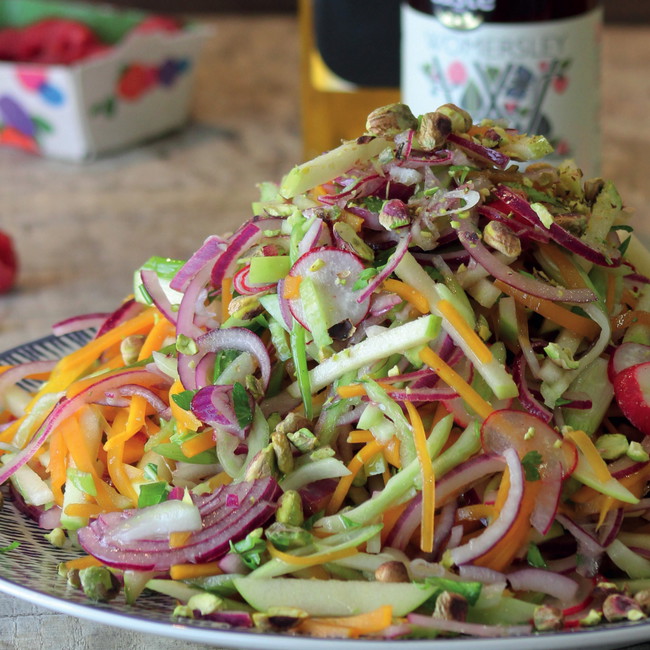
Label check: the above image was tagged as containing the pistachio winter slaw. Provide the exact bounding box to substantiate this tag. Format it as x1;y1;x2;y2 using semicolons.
3;102;650;638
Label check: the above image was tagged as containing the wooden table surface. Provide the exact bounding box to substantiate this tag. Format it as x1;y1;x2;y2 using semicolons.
0;13;649;650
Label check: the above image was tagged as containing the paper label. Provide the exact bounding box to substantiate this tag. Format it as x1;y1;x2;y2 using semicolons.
401;5;602;175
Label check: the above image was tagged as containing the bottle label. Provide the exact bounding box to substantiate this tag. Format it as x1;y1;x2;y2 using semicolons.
401;5;602;175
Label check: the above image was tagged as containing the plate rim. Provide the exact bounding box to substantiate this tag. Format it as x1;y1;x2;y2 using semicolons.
1;331;650;649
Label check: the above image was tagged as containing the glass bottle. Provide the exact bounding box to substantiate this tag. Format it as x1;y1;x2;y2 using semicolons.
402;1;603;175
299;0;401;161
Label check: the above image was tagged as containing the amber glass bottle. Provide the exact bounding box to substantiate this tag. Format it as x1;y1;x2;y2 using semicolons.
299;0;401;160
402;1;603;175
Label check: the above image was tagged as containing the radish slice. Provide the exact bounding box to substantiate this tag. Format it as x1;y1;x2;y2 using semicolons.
287;247;370;332
613;360;650;436
481;408;578;478
608;342;650;382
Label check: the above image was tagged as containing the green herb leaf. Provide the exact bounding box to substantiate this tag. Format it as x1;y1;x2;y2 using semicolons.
171;389;197;411
143;463;159;481
423;576;483;606
153;443;218;464
138;482;170;508
66;467;97;497
232;382;253;429
0;541;19;554
352;267;379;291
229;528;266;569
340;515;362;529
618;236;632;256
522;450;543;481
527;543;547;568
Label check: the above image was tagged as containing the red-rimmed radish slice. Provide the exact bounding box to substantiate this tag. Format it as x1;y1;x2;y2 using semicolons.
233;265;275;296
608;342;650;382
613;361;650;436
287;247;370;331
481;409;578;478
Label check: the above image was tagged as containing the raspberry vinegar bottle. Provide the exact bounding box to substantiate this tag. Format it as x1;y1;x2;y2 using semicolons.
401;1;603;175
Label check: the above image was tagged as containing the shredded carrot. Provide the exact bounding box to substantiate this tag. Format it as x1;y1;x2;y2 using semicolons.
295;621;355;638
346;429;374;444
283;275;302;300
437;299;493;364
298;605;393;638
103;394;148;451
221;276;233;323
539;243;587;289
204;471;233;491
64;503;103;518
405;401;435;553
169;378;202;434
419;347;494;420
564;429;612;483
340;209;365;233
49;308;156;391
336;381;394;399
326;440;384;515
494;279;600;340
138;316;175;359
611;309;650;334
383;437;401;468
47;428;67;507
621;288;638;309
64;555;104;570
105;409;139;505
169;530;193;548
122;432;147;465
169;562;223;580
382;279;429;314
267;542;359;567
181;430;216;458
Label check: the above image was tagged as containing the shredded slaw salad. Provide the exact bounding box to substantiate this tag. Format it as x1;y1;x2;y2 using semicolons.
3;102;650;639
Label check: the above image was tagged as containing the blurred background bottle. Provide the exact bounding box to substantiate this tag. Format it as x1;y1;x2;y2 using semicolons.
299;0;401;160
402;1;603;176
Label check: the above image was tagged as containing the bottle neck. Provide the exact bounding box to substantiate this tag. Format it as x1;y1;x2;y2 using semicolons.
408;0;601;22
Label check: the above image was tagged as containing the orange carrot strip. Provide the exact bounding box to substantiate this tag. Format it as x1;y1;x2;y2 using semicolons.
138;316;175;359
169;531;193;548
64;556;104;570
283;275;302;300
181;430;216;458
298;605;393;638
419;347;494;420
221;277;233;323
380;500;412;544
106;410;138;506
64;503;103;518
494;279;600;340
456;504;496;522
346;429;374;444
564;429;612;484
169;562;223;580
326;440;384;515
122;433;147;465
49;308;156;390
169;378;202;434
405;401;435;553
295;621;355;638
437;299;493;364
382;279;429;314
47;428;67;507
611;309;650;334
539;243;587;289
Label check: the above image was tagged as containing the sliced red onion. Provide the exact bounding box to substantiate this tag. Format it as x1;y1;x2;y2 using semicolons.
210;218;284;288
139;269;178;325
109;384;172;420
407;614;531;637
432;499;458;558
170;235;226;292
78;478;281;571
456;223;597;303
458;564;506;585
512;353;552;423
529;462;563;536
298;218;330;257
275;278;294;330
357;233;411;304
0;368;163;486
494;185;621;267
369;292;402;316
507;567;579;602
191;384;245;437
384;386;458;402
597;507;624;547
39;505;62;530
197;610;253;628
51;312;110;336
555;513;604;558
195;327;270;391
95;299;145;339
0;360;57;406
384;496;421;551
447;133;510;170
449;447;524;566
435;454;506;507
478;205;550;244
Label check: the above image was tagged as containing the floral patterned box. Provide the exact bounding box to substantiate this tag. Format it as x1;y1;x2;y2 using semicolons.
0;0;209;161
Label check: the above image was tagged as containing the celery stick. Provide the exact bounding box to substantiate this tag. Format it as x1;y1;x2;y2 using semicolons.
396;252;517;400
287;315;440;398
248;255;291;284
291;321;313;419
571;453;638;504
298;276;333;353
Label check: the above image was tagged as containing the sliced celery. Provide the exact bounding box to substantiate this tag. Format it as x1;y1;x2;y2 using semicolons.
248;255;291;284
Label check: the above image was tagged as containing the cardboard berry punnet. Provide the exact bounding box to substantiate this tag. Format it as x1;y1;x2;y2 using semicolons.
0;0;209;161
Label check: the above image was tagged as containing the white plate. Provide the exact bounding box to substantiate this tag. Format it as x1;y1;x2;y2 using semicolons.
1;332;650;649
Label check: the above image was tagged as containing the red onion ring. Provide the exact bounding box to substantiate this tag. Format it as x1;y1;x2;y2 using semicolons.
51;313;110;336
140;269;177;325
170;235;226;292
